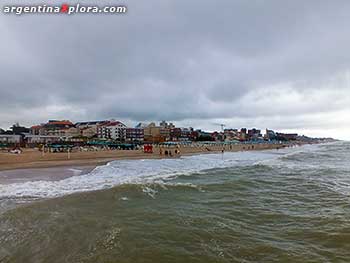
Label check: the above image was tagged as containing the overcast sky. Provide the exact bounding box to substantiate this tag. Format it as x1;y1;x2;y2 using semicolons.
1;0;350;139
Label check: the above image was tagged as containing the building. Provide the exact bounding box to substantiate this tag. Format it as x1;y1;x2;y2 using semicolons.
195;130;214;141
224;129;240;141
180;128;194;141
144;123;160;142
43;120;75;130
143;122;170;143
64;127;80;137
143;122;166;143
0;134;22;144
97;121;127;141
265;129;277;140
31;120;75;136
30;125;42;135
80;127;98;138
75;120;109;129
160;121;175;129
30;120;80;141
0;124;30;146
239;128;247;141
75;120;110;138
169;127;194;141
126;127;144;142
170;128;182;141
247;128;262;140
211;131;224;141
276;133;298;141
25;135;62;145
44;126;79;138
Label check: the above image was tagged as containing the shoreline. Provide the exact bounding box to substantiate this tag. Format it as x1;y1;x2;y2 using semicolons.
0;142;300;173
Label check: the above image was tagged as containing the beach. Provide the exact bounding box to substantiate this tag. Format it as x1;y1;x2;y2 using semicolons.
0;143;288;172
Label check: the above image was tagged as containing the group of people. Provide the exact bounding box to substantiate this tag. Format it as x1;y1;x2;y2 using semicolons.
159;147;181;157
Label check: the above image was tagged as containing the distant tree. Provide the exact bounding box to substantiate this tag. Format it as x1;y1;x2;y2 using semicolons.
10;123;30;135
2;130;13;135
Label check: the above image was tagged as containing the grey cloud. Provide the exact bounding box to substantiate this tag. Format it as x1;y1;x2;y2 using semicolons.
0;0;350;138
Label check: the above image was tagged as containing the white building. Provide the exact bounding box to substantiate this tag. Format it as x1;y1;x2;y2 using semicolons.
97;121;127;140
25;135;62;144
0;134;22;144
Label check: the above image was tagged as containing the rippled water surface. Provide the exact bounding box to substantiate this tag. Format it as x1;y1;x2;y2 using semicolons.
1;142;350;262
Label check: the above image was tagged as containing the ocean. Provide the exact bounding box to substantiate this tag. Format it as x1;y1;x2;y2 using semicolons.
0;141;349;262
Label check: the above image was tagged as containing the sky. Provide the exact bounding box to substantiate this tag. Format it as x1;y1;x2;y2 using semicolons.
0;0;350;139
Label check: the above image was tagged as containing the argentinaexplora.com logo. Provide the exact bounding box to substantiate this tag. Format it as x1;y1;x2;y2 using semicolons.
1;4;127;15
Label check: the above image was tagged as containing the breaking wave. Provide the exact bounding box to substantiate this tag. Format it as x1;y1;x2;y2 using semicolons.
0;146;304;200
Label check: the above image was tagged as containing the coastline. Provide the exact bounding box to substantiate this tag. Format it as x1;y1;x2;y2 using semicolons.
0;143;294;172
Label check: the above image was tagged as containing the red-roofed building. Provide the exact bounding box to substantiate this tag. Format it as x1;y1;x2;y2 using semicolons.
30;125;43;135
30;120;79;139
44;120;74;129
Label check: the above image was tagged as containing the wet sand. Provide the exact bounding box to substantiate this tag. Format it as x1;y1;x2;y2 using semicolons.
0;143;289;182
0;166;95;185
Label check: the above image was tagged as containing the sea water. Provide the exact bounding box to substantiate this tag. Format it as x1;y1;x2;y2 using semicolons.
0;142;349;262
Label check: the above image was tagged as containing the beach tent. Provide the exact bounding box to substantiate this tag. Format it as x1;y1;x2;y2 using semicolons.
47;144;74;152
144;145;153;153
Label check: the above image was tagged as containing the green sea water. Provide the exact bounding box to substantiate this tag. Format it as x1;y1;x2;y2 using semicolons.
0;142;350;262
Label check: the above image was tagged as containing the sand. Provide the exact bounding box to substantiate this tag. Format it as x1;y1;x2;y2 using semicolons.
0;166;95;185
0;143;288;173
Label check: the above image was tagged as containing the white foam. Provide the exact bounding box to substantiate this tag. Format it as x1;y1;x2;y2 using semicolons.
0;148;296;199
67;168;83;175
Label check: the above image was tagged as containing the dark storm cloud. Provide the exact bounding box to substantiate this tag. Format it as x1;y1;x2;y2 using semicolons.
0;0;350;138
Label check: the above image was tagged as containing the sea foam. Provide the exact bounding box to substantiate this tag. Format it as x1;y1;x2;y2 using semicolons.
0;147;301;199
